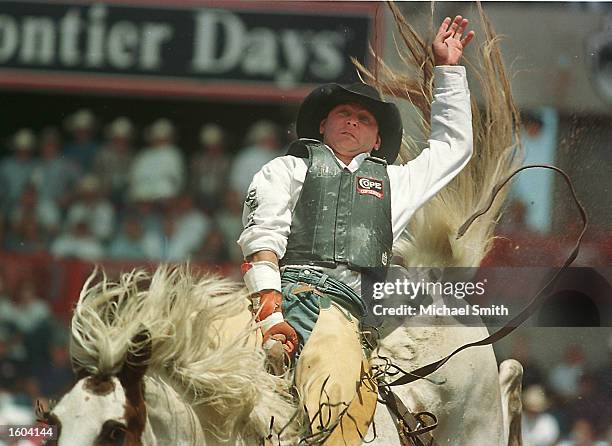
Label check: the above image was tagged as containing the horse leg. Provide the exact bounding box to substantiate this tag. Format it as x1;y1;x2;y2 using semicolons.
499;359;523;446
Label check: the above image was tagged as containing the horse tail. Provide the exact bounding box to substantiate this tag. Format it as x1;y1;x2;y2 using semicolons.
356;1;522;268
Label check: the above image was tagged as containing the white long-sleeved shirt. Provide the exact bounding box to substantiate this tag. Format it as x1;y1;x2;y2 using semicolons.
237;66;473;291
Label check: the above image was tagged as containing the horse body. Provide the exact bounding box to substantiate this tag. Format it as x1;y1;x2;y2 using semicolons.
370;325;508;445
47;267;522;446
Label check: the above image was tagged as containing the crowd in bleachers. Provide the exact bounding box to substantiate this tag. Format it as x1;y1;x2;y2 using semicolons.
513;338;612;445
0;109;290;266
0;109;290;441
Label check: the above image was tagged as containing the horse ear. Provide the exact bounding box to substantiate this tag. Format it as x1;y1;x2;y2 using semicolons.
119;328;152;384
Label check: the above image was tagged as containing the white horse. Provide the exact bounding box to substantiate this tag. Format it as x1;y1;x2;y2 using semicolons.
41;264;522;446
44;3;527;445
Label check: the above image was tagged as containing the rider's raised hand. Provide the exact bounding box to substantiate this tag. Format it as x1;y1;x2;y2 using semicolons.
433;15;475;66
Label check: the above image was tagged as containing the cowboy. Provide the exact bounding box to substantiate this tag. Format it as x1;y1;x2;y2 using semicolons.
238;15;475;438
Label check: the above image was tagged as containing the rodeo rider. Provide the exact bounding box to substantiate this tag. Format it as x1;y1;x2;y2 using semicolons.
238;15;476;439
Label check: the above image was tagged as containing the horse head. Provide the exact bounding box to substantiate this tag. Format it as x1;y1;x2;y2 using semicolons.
41;330;152;446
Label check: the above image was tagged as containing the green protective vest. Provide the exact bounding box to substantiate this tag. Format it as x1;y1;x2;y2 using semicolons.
282;139;392;270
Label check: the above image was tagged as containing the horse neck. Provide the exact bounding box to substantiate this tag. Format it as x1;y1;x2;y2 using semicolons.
143;376;206;445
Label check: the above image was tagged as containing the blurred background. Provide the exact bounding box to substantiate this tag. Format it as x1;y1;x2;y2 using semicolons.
0;1;610;445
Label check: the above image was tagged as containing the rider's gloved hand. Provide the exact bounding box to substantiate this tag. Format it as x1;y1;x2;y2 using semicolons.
254;290;298;355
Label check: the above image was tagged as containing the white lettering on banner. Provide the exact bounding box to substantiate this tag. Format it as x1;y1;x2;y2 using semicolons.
140;23;173;70
192;9;244;73
243;27;278;75
191;9;346;84
85;4;106;67
59;9;81;66
310;31;344;79
21;16;55;64
108;21;138;69
0;4;359;85
279;29;307;87
0;15;18;62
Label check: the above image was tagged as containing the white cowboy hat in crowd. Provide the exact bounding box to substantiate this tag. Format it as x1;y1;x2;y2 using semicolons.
522;385;550;412
11;128;36;151
77;175;101;194
244;120;279;146
106;117;134;139
65;108;96;132
145;118;175;142
199;123;225;146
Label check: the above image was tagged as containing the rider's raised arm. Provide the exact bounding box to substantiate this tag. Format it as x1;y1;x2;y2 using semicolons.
387;15;475;241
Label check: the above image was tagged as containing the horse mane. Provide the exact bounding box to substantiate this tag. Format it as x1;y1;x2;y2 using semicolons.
357;1;522;268
70;265;301;443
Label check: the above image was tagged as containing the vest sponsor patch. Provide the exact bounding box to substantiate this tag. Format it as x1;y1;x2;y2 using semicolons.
356;176;384;199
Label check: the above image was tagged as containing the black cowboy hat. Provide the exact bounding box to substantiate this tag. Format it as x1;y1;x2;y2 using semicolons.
296;83;403;163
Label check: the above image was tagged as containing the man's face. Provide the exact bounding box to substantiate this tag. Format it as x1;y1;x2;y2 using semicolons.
319;103;381;160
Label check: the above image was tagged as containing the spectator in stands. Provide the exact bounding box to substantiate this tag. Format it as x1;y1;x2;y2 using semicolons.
4;215;47;254
558;418;609;446
567;374;609;434
5;281;51;336
93;117;135;204
108;215;148;260
142;214;189;261
128;118;185;203
193;226;231;265
594;336;612;432
0;215;5;249
0;335;25;392
35;343;73;399
509;335;545;388
62;108;101;172
0;128;38;214
522;384;561;446
8;184;61;241
214;188;244;262
3;280;53;371
0;388;35;427
229;120;282;198
51;219;105;261
190;123;231;212
141;195;209;262
0;271;11;330
31;127;81;210
168;193;210;254
549;344;586;400
64;175;115;243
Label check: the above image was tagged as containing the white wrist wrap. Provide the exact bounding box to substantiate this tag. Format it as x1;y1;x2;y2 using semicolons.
243;261;281;294
263;338;279;350
260;312;284;333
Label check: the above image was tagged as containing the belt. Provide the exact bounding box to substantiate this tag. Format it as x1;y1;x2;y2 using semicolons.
281;267;367;318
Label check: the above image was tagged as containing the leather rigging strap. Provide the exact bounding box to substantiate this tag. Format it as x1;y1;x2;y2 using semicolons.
380;164;588;388
378;386;438;446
